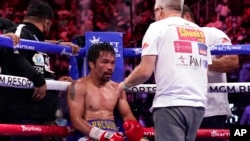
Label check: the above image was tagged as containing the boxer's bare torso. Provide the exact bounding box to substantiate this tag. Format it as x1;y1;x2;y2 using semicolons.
80;76;120;121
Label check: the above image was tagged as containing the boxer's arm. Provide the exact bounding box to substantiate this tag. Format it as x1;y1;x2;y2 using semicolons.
67;80;92;135
117;91;136;121
208;55;239;73
117;91;144;141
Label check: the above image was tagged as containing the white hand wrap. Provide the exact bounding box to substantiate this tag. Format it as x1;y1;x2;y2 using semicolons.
89;127;105;140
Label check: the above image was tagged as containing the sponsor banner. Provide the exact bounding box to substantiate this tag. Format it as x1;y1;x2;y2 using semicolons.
0;74;33;88
2;74;250;94
143;128;230;139
210;45;241;51
126;83;250;94
0;74;70;91
0;123;74;136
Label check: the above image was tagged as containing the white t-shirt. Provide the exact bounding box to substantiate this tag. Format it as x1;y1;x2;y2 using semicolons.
202;27;232;117
141;17;212;112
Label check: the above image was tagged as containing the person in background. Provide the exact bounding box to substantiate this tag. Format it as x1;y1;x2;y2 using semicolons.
240;105;250;125
0;0;79;141
0;17;20;73
55;108;68;126
182;4;239;141
0;17;16;34
215;0;231;22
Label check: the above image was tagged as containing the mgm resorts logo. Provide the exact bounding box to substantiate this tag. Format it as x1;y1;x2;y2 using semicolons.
209;85;250;93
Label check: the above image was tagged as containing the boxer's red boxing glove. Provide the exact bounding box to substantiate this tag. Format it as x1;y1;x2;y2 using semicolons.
89;127;124;141
123;120;144;141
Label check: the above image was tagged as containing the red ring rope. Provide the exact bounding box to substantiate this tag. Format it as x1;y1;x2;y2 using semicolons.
143;127;230;139
0;124;230;139
0;124;74;136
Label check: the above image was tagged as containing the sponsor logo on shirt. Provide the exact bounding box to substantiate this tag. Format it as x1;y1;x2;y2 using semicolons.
190;56;208;68
176;55;208;69
179;55;186;63
174;41;192;53
33;66;44;74
176;55;189;67
32;53;44;66
142;42;149;49
198;43;207;56
177;27;205;43
221;38;230;43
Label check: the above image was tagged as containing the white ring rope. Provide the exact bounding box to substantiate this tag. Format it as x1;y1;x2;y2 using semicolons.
0;74;70;91
127;83;250;93
0;74;249;93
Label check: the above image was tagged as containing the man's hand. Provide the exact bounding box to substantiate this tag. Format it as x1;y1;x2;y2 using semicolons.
60;42;80;55
58;76;73;82
118;81;127;95
2;33;20;45
32;84;47;101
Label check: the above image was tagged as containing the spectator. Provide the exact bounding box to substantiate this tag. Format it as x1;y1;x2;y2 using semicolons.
0;17;15;33
215;0;231;22
239;58;250;82
240;105;250;125
55;109;68;126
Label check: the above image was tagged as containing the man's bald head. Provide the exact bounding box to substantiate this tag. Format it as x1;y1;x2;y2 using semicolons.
154;0;185;21
154;0;184;12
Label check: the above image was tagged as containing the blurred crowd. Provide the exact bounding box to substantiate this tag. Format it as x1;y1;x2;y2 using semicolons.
1;0;250;127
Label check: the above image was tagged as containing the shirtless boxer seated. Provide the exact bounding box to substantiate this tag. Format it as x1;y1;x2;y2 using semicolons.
67;42;144;141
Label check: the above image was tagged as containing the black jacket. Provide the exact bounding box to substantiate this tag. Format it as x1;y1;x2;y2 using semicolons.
0;22;57;121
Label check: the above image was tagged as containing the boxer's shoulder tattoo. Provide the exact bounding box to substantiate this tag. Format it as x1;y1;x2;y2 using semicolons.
69;81;76;100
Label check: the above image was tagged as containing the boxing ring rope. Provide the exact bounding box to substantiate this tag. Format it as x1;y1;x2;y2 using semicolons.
0;124;74;136
1;74;250;93
0;36;245;139
1;36;250;57
0;123;230;139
